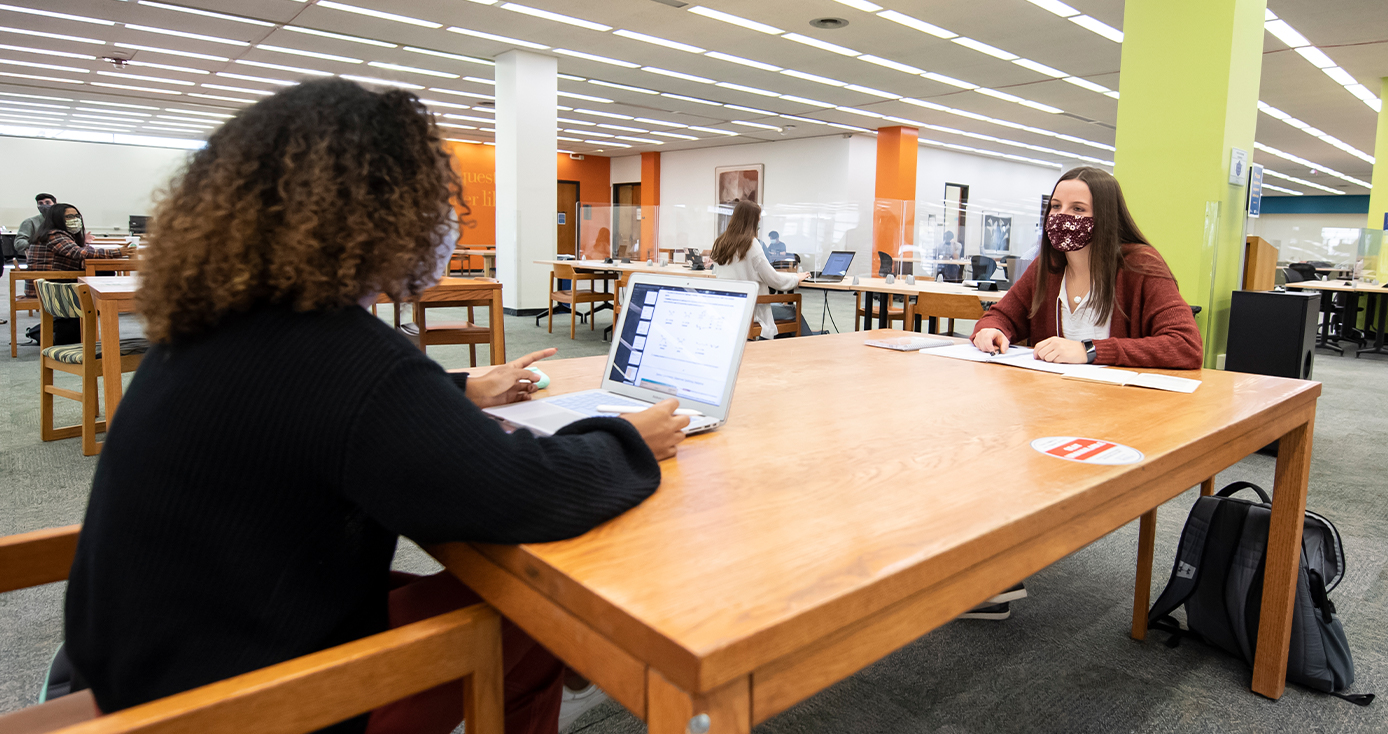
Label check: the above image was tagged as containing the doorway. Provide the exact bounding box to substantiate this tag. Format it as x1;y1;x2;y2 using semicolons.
557;180;578;257
612;182;641;260
943;183;969;256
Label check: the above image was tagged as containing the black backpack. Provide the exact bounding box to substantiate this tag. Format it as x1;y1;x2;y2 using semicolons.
1147;481;1371;705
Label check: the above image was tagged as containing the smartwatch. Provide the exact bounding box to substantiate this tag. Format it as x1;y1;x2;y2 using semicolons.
1083;339;1097;364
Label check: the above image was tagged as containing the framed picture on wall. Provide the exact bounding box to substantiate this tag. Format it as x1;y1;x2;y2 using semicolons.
715;164;763;234
983;213;1012;254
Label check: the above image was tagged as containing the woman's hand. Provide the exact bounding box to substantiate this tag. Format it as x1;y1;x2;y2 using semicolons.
796;271;812;282
972;328;1010;355
1033;337;1088;364
119;244;137;258
464;348;557;407
84;231;95;245
620;399;689;460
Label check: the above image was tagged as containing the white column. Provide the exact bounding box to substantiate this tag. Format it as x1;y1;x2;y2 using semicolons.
494;50;557;312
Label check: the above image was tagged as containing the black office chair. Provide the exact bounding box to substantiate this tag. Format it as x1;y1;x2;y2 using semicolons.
1288;263;1319;282
877;252;893;277
970;256;996;281
1280;267;1304;284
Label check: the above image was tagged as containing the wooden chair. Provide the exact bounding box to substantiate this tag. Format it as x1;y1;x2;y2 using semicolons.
10;269;71;358
403;278;505;366
548;263;614;339
36;281;149;456
0;525;505;734
83;259;140;277
752;293;802;340
905;291;985;338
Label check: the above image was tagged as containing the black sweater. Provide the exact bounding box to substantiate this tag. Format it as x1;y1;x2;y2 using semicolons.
64;305;661;721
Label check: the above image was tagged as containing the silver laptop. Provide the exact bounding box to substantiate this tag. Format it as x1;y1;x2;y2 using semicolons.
484;273;759;436
804;250;855;283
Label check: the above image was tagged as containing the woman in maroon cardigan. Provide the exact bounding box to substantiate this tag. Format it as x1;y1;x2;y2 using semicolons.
972;167;1203;370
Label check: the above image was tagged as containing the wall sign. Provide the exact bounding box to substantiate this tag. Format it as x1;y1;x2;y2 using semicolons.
1229;148;1249;186
1031;436;1144;465
1248;163;1263;218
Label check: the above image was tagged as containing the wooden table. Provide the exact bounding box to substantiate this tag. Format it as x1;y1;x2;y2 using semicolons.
801;277;1003;331
534;259;717;279
1286;280;1388;356
429;330;1319;732
455;248;496;277
78;276;138;420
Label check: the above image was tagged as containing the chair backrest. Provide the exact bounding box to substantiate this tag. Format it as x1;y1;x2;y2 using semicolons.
910;292;985;322
1288;263;1318;281
552;263;577;281
877;252;893;277
1281;267;1306;283
970;256;997;280
11;269;75;303
35;280;85;319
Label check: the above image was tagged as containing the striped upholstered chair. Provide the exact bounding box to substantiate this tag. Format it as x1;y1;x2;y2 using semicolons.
35;280;149;455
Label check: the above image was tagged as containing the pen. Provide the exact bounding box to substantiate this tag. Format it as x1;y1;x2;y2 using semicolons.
597;405;703;416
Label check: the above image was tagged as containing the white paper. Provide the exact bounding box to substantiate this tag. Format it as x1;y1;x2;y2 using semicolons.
1130;373;1201;393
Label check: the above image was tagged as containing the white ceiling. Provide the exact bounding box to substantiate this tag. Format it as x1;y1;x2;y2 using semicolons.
0;0;1383;197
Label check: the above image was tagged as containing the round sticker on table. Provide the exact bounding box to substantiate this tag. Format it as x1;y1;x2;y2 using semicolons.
1031;436;1144;465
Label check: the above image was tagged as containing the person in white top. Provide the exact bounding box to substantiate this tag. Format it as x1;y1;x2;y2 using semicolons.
710;200;810;339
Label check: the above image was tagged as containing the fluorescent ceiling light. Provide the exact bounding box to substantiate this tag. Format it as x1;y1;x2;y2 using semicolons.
440;122;478;130
283;26;396;48
1294;46;1335;68
203;83;273;95
592;140;629;147
141;126;204;133
845;84;898;98
99;70;193;85
779;114;825;124
780;69;846;86
614;135;662;144
1263;19;1309;48
831;0;882;11
68;115;137;125
339;75;424;89
1322;66;1355;86
779;94;834;107
0;70;83;83
687;6;783;35
557;73;585;81
614;30;704;54
9;100;70;109
137;1;273;27
556;135;582;142
558;90;612;103
0;57;86;73
158;113;225;122
368;61;458;78
0;90;73;101
1;106;62;116
716;81;780;96
499;3;611;32
128;60;209;74
0;44;94;60
782;32;859;56
67;123;139;132
257;44;362;64
188;93;254;103
317;1;441;28
834;106;883;118
92;82;182;94
124;24;249;46
1027;0;1079;17
580;130;614;137
554;48;638;68
75;108;151;118
217;71;295;86
596;123;648;132
442;113;495;124
704;51;781;72
635;117;684;128
421;98;472;110
876;10;955;39
687;125;739;136
0;4;113;25
574;107;633;119
1014;58;1067;78
462;76;495;85
446;27;548;50
641;67;713;84
115;43;228;61
826;122;870;132
429;87;494;100
1063;76;1110;93
724;104;771;115
589;79;658;94
1257;101;1290;120
953;37;1018;60
650;130;698;140
922;72;976;89
236;59;332;76
403;47;491;65
1105;90;1120;99
661;92;720;106
858;55;925;75
83;99;158;109
1261;183;1302;195
1070;15;1123;43
0;25;103;44
975;87;1062;113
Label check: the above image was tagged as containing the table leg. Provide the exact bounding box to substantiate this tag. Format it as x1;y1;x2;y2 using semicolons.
647;669;749;734
1131;508;1157;641
1251;412;1313;699
97;300;124;422
859;292;872;332
876;292;889;329
1356;293;1387;356
490;287;506;364
1200;477;1215;497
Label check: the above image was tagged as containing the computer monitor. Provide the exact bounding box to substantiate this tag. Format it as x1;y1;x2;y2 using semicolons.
819;251;854;277
129;215;150;234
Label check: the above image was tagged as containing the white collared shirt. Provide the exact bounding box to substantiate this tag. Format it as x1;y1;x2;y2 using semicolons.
1058;274;1111;341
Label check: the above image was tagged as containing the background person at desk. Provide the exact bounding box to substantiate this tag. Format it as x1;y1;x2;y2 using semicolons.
64;79;689;734
711;200;809;339
23;203;135;345
972;167;1202;369
14;191;55;256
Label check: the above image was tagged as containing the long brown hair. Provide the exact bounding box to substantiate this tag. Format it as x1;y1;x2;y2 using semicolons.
1030;167;1160;323
136;78;462;343
710;200;760;265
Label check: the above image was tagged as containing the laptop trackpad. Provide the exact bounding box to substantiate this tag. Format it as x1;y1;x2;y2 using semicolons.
489;401;586;436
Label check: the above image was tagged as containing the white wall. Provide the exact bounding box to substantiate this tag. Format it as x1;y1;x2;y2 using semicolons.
0;136;191;232
915;147;1060;259
610;154;640;184
1247;212;1369;263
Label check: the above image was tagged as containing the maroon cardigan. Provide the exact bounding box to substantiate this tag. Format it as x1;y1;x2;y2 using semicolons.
973;244;1203;369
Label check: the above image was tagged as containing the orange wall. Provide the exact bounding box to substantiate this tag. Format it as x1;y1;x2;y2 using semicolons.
557;153;611;207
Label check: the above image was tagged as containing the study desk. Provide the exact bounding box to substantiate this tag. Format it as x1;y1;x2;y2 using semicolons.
77;275;138;420
1285;280;1388;356
800;277;1003;331
533;259;717;278
455;248;496;277
430;331;1319;732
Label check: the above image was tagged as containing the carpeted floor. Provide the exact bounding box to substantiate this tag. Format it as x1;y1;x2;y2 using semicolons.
3;286;1385;733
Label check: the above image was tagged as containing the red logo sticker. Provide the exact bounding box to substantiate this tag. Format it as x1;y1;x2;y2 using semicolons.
1031;436;1144;465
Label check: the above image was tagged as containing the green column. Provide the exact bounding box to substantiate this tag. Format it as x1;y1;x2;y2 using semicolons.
1113;0;1267;368
1368;78;1388;283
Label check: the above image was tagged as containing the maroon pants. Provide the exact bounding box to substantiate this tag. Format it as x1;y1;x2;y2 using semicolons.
365;571;565;734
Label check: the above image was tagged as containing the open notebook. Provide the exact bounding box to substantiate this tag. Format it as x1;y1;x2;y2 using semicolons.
921;343;1201;393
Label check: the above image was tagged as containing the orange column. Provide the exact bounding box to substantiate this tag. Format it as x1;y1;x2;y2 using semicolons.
873;126;918;266
640;151;660;262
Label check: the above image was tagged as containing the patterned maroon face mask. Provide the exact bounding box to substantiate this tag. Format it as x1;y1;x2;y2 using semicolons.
1045;212;1095;252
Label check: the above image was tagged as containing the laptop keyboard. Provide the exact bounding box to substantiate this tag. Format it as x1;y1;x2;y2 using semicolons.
547;391;648;418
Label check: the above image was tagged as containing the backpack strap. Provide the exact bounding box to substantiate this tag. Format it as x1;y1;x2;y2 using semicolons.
1147;496;1221;629
1216;481;1272;504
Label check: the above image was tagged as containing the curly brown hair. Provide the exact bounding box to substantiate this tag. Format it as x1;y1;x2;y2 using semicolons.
136;78;462;343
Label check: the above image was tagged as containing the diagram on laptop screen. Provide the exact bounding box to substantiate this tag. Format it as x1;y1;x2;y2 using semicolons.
609;284;747;405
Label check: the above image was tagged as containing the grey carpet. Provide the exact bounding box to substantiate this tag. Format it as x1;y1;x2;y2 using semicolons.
4;287;1385;733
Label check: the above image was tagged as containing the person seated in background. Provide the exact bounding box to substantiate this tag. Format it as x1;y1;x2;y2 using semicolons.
14;191;55;257
764;230;786;258
710;200;809;339
63;78;690;734
25;203;134;298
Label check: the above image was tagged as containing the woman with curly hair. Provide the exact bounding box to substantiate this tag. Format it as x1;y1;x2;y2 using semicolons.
63;78;688;734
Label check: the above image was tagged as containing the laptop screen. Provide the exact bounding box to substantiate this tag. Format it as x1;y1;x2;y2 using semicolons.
821;251;854;276
609;282;751;406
